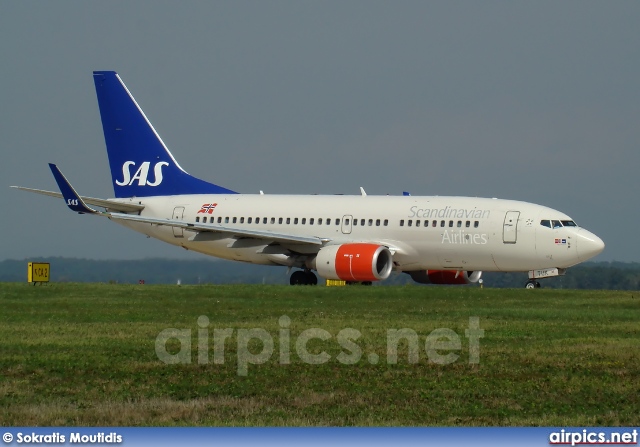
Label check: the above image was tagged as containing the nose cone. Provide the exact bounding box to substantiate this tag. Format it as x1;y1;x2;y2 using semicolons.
576;229;605;262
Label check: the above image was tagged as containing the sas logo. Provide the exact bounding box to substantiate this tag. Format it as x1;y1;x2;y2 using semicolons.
198;203;218;214
116;161;169;187
555;238;567;245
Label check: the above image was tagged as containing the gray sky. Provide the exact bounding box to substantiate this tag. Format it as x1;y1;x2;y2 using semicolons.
1;1;638;262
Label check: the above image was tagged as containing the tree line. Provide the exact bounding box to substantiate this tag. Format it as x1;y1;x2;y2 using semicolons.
0;257;638;289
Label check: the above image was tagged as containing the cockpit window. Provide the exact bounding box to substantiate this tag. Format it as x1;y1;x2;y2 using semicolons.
540;220;551;228
552;220;563;229
561;220;577;227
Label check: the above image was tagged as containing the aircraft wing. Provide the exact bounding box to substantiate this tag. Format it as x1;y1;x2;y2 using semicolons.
17;163;324;246
10;186;145;213
108;212;326;246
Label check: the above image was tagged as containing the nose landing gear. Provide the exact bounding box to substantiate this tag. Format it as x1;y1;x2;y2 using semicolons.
525;280;541;289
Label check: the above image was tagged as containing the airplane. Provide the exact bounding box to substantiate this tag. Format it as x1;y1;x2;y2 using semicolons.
12;71;605;288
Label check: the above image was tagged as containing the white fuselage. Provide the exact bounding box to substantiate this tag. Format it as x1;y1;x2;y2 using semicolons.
110;194;604;273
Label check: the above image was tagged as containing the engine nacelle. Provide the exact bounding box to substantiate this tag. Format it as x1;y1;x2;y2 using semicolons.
312;243;393;282
409;270;482;285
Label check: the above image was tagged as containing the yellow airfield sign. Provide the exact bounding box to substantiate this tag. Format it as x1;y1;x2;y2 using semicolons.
28;262;50;283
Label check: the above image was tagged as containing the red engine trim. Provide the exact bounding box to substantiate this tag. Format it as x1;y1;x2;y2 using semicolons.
314;243;393;282
426;270;470;285
336;244;383;281
408;269;482;285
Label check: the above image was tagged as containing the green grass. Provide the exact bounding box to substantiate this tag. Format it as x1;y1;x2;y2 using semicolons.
0;283;638;426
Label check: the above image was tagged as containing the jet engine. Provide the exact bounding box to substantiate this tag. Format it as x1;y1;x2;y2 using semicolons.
408;270;482;285
312;243;393;282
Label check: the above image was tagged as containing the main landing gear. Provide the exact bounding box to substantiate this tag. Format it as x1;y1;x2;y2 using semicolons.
525;280;541;289
290;269;318;286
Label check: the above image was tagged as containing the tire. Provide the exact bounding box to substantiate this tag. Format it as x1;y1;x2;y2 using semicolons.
525;281;536;289
306;271;318;286
290;270;307;285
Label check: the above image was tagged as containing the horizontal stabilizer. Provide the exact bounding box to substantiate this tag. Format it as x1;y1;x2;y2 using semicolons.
10;187;145;212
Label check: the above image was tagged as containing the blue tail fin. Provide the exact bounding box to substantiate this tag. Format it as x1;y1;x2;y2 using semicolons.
93;71;237;198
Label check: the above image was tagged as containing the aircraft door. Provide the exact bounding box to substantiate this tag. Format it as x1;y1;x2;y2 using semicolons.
503;211;520;244
172;206;185;238
341;215;353;234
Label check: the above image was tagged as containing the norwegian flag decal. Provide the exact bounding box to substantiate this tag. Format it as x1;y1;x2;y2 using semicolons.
198;203;218;214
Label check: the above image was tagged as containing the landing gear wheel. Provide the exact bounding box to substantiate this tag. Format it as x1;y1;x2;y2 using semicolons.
290;270;307;285
525;280;541;289
305;271;318;285
289;270;318;286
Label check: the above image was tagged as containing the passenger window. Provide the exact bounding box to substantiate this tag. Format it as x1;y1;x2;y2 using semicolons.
540;220;551;228
457;221;462;228
440;220;445;227
416;220;421;227
318;218;323;225
449;221;453;227
247;217;252;224
552;220;563;229
294;218;299;224
233;217;237;224
353;219;357;226
240;217;245;224
302;218;306;225
368;219;373;226
465;221;470;228
335;218;340;225
474;221;479;228
408;220;413;227
432;220;437;227
376;219;380;226
203;217;207;223
195;217;200;223
278;218;283;224
263;218;267;224
270;218;275;224
286;218;291;224
344;219;350;225
225;217;229;224
218;217;222;224
384;219;388;226
310;218;314;225
361;219;365;226
400;220;404;227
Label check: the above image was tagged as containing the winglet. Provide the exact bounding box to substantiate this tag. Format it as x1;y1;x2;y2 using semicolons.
48;164;98;214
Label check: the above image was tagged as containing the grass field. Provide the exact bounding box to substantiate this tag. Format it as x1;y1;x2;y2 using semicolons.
0;283;638;426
